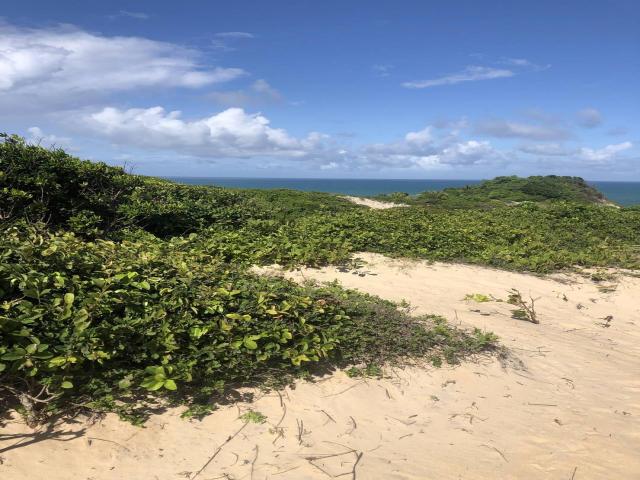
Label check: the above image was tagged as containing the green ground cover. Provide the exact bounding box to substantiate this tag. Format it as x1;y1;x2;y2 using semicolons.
2;134;638;423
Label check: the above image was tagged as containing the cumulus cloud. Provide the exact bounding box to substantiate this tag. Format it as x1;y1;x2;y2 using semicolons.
0;22;245;109
360;125;503;169
84;106;326;158
79;107;505;171
519;141;634;166
403;66;514;89
578;142;633;164
576;108;603;128
475;120;570;141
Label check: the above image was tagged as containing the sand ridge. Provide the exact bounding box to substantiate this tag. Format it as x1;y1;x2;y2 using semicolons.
341;196;408;209
1;253;639;479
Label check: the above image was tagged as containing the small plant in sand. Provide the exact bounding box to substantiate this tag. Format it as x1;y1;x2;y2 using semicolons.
240;410;267;424
464;293;499;303
346;364;383;378
507;289;539;324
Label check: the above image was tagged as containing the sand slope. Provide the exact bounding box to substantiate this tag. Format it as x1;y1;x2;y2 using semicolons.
342;196;408;209
2;253;639;479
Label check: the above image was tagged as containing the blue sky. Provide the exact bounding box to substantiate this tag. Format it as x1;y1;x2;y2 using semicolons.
1;1;638;179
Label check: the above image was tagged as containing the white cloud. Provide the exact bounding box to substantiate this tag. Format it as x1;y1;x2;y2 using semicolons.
578;142;633;164
215;32;255;39
576;108;603;128
402;66;514;89
26;126;72;148
211;32;255;51
372;64;393;77
501;57;551;71
0;22;245;108
361;125;502;169
208;79;283;107
110;10;150;20
475;120;570;141
519;140;633;165
404;126;433;146
519;143;572;156
84;106;326;158
250;79;282;101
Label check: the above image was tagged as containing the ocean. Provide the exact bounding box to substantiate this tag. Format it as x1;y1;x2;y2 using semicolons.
166;177;640;206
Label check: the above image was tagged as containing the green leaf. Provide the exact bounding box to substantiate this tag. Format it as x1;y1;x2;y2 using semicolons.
163;379;177;390
243;338;258;350
61;381;73;389
118;377;132;389
49;356;68;367
42;245;58;256
141;378;165;391
64;293;75;306
2;350;26;361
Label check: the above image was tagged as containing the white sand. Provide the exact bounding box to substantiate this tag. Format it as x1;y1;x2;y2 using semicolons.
342;196;408;209
2;253;639;479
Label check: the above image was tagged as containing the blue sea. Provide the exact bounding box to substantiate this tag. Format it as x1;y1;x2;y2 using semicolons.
166;177;640;206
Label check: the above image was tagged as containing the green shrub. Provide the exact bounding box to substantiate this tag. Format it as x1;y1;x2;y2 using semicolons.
0;223;496;423
3;136;638;425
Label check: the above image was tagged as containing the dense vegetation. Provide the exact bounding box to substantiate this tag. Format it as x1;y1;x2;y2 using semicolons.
376;175;610;209
0;135;497;423
1;135;639;424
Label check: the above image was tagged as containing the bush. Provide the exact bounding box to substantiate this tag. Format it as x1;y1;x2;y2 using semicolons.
3;136;638;424
0;223;496;424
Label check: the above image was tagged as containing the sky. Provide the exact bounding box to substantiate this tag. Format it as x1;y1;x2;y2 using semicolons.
1;0;638;179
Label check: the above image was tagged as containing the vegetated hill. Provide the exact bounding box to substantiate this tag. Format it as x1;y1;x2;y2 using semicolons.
0;134;498;424
1;135;638;426
376;175;611;209
0;133;359;237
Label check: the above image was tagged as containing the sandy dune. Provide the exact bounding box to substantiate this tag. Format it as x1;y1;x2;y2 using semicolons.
2;253;639;479
342;196;408;209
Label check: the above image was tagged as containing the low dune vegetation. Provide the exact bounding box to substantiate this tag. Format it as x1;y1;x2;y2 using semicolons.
374;175;611;208
1;134;639;424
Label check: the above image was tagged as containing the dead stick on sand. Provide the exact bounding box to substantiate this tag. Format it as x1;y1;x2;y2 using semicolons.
275;403;287;428
480;444;508;463
322;382;364;398
272;465;300;476
307;459;335;478
250;445;259;480
342;451;364;479
321;409;336;424
346;416;357;435
87;437;131;452
296;419;305;445
571;466;578;479
191;422;248;480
